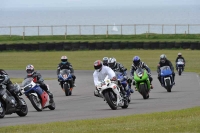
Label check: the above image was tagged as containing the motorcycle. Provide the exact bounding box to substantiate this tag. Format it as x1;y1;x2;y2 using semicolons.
115;72;132;103
0;83;28;118
160;66;174;92
96;76;129;110
176;59;184;76
58;69;73;96
21;78;55;111
133;68;150;99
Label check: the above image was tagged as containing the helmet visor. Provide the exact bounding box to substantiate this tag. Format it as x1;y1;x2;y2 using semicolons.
108;62;115;68
160;59;166;63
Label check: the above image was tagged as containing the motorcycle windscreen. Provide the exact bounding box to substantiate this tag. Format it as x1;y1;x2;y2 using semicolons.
160;66;172;76
134;68;148;81
21;78;33;92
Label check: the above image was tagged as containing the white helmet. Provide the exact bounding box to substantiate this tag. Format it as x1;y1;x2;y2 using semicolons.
178;53;182;56
61;56;68;62
160;54;167;63
108;57;116;68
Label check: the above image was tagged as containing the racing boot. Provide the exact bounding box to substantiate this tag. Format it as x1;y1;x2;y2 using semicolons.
46;90;54;103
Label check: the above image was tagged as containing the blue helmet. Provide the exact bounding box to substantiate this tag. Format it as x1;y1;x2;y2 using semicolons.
133;56;140;66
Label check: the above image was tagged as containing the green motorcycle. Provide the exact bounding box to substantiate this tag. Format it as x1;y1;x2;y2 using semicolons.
133;68;151;99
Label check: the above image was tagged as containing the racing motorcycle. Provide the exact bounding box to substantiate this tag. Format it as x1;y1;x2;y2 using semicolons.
58;69;73;96
160;66;174;92
115;72;132;103
21;78;55;111
0;83;28;118
133;68;150;99
176;59;184;76
96;76;129;110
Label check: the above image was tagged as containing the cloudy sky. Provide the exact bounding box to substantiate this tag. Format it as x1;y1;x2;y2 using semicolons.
1;0;199;9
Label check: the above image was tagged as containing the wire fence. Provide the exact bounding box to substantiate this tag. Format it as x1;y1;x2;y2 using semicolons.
0;24;200;36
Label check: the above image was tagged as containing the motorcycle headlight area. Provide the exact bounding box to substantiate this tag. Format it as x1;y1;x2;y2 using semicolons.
23;85;32;91
137;72;143;77
62;74;68;79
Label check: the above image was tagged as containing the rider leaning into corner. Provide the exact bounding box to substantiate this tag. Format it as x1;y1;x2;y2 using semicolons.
93;60;127;98
57;56;76;91
130;56;153;91
108;57;134;93
175;52;186;71
25;64;54;103
0;69;22;107
157;54;175;86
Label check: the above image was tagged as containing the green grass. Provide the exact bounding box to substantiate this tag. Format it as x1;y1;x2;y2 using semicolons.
0;106;200;133
0;34;200;44
1;50;199;74
10;78;56;83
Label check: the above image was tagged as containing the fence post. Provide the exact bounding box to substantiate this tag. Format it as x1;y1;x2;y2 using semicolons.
134;24;136;35
162;24;163;34
23;32;25;40
148;24;150;33
93;25;95;35
65;32;66;39
51;26;53;36
175;24;176;34
65;25;67;36
23;26;25;36
106;25;108;37
188;24;189;34
121;25;122;35
38;26;40;36
10;26;11;37
79;25;81;35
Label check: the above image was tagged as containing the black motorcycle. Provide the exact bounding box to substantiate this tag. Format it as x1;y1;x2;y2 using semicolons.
0;83;28;118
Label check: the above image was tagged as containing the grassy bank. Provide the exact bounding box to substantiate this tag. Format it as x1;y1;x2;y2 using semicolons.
0;50;199;74
0;34;200;44
1;106;200;133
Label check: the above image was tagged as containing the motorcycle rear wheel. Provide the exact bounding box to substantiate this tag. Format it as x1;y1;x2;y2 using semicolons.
29;95;43;111
0;102;5;118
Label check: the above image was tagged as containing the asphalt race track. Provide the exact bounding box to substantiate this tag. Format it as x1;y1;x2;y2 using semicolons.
0;70;200;127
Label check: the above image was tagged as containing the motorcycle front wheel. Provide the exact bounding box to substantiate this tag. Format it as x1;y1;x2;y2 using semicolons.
16;98;28;117
104;90;117;110
64;84;71;96
29;95;43;111
0;101;5;118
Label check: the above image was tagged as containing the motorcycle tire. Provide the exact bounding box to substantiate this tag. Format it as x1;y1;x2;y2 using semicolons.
104;90;117;110
64;84;70;96
16;98;28;117
178;68;182;76
29;95;43;111
0;102;5;118
139;84;149;99
166;79;172;92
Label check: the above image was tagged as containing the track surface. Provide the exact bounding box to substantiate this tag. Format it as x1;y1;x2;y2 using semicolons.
0;70;200;127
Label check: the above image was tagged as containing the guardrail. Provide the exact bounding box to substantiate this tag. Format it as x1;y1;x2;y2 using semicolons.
0;24;200;36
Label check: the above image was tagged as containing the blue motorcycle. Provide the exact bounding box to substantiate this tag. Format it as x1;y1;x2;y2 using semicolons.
160;66;174;92
58;69;73;96
115;72;132;103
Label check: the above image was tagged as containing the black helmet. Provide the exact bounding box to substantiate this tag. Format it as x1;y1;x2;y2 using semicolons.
160;54;167;63
26;64;34;76
133;56;141;66
102;57;109;66
108;57;116;69
94;60;103;72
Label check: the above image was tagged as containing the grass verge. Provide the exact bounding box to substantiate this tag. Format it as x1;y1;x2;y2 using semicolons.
0;106;200;133
0;50;199;74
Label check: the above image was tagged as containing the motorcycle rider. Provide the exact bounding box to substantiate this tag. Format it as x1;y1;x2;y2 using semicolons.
157;54;175;86
175;53;186;71
108;57;134;93
102;57;109;66
93;60;127;98
0;69;21;107
25;64;54;103
57;56;76;91
130;56;153;91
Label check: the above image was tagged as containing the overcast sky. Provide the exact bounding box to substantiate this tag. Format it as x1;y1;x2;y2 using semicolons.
1;0;199;9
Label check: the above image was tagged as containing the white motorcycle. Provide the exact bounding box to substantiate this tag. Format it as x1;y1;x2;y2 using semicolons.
96;76;129;110
176;59;184;76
